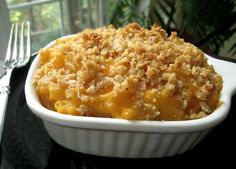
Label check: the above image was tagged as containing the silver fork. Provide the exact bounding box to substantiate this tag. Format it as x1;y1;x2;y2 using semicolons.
0;22;31;142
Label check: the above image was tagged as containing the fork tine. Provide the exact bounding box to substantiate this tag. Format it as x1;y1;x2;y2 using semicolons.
25;22;31;63
18;22;31;67
19;22;24;62
11;23;19;65
4;24;14;66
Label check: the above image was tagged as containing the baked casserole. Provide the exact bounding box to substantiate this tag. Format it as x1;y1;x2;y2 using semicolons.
33;23;223;120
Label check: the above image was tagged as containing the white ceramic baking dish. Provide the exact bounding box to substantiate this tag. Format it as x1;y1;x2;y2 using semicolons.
25;38;236;158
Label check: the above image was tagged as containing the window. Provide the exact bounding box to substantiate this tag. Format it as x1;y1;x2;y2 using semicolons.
1;0;235;58
5;0;109;52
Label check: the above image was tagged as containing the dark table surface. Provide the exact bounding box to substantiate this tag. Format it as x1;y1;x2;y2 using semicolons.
0;56;235;169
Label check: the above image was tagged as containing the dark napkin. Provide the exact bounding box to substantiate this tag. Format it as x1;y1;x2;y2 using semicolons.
0;55;52;169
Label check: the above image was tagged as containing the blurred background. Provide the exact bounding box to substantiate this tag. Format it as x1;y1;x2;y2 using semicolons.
0;0;236;59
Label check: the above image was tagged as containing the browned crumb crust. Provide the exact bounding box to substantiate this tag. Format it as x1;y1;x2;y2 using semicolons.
33;23;223;120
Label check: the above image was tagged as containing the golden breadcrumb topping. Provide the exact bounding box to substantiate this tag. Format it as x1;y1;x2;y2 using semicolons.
33;23;223;120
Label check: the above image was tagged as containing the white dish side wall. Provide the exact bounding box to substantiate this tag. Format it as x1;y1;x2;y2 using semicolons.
43;121;211;158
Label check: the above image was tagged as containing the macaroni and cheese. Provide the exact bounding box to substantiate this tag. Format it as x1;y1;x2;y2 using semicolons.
33;23;223;120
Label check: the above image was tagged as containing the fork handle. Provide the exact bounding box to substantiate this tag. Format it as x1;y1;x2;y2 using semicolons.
0;88;9;142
